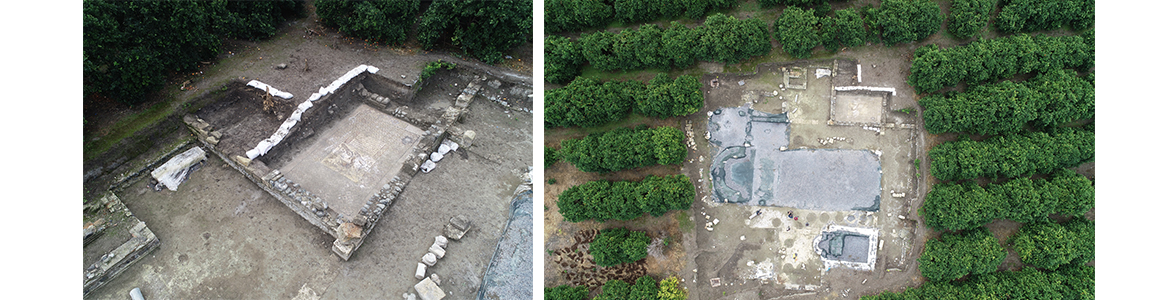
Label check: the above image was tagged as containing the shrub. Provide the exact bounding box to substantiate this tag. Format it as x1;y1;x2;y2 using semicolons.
908;33;1094;94
996;0;1095;33
545;146;560;167
658;276;688;300
545;36;585;84
544;285;588;300
773;7;822;59
420;60;456;80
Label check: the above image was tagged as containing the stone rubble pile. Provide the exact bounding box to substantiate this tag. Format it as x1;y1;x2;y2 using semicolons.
407;216;470;300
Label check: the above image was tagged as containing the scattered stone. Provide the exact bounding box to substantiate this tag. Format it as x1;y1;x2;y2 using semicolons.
443;215;471;240
430;152;443;162
403;293;417;300
276;63;288;70
434;236;448;248
422;253;437;266
421;160;437;173
416;263;427;280
151;147;207;191
487;80;501;89
414;277;445;300
429;243;446;259
430;273;441;286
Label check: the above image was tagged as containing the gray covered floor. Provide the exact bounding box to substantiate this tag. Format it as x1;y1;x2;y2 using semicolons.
709;106;881;211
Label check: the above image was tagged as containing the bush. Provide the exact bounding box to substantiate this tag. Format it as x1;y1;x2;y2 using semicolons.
557;175;694;223
613;0;736;24
420;60;456;80
908;33;1094;94
920;69;1094;135
1012;217;1094;270
545;146;560;167
594;279;632;299
84;0;303;104
946;0;993;39
417;0;532;64
544;285;588;300
874;0;941;45
821;8;869;52
559;126;686;173
921;169;1094;231
658;276;688;300
929;128;1094;182
918;227;1006;282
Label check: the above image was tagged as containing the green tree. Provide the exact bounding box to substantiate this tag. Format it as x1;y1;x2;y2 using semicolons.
661;21;700;68
557;175;694;222
417;0;532;64
1012;218;1094;270
546;0;612;32
545;36;585;84
918;227;1006;282
545;284;589;300
317;0;418;45
697;14;772;64
996;0;1095;33
773;7;822;59
822;8;868;52
946;0;993;39
875;0;941;45
591;228;651;267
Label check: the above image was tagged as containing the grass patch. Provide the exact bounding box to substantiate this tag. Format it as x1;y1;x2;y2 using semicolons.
676;210;693;233
84;97;180;161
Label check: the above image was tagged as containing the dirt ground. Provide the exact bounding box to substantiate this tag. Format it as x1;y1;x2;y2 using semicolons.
673;43;930;299
84;6;533;298
88;89;531;300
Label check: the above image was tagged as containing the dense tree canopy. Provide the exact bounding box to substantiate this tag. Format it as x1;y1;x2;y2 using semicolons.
577;14;770;73
84;0;303;104
996;0;1095;33
929;128;1094;182
545;0;612;33
821;8;868;52
874;0;941;45
546;36;586;84
417;0;532;64
557;175;695;223
316;0;417;45
1012;217;1095;270
947;0;993;39
920;69;1094;135
918;227;1006;282
545;146;560;167
922;169;1094;231
773;7;821;59
862;266;1094;300
591;228;651;267
657;276;688;300
908;33;1095;93
546;75;703;128
559;126;686;173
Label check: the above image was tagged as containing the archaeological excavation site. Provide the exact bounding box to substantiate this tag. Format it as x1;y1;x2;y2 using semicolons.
85;59;533;299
